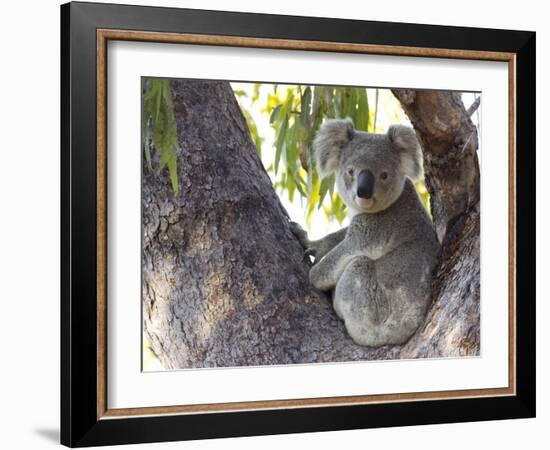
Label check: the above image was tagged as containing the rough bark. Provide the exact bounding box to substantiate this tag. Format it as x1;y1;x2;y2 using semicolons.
143;81;480;369
391;89;480;358
392;89;480;242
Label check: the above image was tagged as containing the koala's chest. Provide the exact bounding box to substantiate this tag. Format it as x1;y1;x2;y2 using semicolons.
366;241;393;260
348;215;405;258
349;214;394;239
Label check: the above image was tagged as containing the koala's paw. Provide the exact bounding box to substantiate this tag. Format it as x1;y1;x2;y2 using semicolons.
290;221;317;263
289;221;309;246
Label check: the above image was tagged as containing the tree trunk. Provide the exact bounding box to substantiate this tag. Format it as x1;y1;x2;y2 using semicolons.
143;80;480;369
391;89;480;358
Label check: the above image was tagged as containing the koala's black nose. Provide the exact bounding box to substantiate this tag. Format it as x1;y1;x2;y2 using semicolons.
357;170;375;199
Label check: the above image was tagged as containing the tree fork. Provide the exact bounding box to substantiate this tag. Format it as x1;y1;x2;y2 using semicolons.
143;80;480;369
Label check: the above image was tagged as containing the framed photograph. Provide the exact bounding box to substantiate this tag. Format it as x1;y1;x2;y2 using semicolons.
61;1;535;447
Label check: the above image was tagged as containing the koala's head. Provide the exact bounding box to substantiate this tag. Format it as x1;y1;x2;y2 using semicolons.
314;118;422;214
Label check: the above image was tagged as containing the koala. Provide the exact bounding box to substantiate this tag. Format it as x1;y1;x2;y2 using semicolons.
291;118;439;347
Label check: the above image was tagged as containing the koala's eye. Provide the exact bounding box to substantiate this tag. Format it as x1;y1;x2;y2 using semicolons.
380;171;388;180
347;168;355;177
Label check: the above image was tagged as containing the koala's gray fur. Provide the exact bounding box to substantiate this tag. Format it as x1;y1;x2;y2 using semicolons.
291;118;439;347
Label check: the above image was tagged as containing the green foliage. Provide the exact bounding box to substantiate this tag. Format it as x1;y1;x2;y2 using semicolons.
242;108;264;157
416;182;431;212
142;79;179;194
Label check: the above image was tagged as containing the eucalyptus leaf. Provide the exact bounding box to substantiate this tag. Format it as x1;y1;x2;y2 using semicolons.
300;86;311;126
142;78;180;194
270;104;282;124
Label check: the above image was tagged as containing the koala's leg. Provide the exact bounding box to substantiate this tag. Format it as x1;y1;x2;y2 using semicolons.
308;239;358;291
334;243;433;347
333;257;393;346
370;242;434;345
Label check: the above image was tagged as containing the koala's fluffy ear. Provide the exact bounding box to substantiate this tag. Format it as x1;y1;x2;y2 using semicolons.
387;125;423;181
313;118;355;178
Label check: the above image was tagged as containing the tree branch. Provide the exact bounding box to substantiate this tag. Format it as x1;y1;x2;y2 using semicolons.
467;96;481;116
391;89;480;241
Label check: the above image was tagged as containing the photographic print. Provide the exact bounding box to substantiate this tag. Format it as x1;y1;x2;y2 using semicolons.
141;78;481;371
